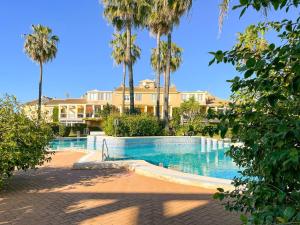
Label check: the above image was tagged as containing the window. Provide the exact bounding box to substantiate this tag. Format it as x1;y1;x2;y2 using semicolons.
89;93;98;101
99;93;104;100
60;106;67;118
135;94;142;101
181;94;188;101
86;105;93;118
106;93;112;101
197;94;203;102
77;106;84;118
69;106;76;119
124;95;130;101
152;94;157;102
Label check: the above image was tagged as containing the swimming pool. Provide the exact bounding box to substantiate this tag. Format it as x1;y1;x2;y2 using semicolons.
49;137;239;180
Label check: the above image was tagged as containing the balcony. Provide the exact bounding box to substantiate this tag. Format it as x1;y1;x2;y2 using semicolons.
59;113;85;121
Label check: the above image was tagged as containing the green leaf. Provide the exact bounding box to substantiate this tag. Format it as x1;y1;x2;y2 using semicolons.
283;207;296;220
232;4;243;10
246;58;256;68
240;214;248;223
213;192;225;200
239;0;248;5
269;43;275;50
286;24;293;32
220;126;228;138
239;7;247;18
280;0;288;9
215;50;224;62
208;58;215;66
292;76;300;92
244;70;254;78
271;0;280;10
267;94;278;107
217;188;224;193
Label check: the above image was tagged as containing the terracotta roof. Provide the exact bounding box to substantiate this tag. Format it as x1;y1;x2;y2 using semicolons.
207;97;230;107
25;98;87;106
25;96;53;106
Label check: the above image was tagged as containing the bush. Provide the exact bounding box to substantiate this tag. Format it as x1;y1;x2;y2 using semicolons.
52;106;59;123
50;122;59;136
58;124;70;137
104;114;163;137
210;19;300;224
72;123;87;136
88;126;102;132
0;96;53;188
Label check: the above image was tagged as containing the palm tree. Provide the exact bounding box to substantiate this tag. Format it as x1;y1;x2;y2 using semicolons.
102;0;150;114
147;0;170;119
24;24;59;120
218;0;269;34
219;0;230;35
151;40;182;84
110;32;141;114
163;0;192;129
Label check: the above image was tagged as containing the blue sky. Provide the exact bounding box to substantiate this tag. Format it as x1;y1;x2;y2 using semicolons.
0;1;298;102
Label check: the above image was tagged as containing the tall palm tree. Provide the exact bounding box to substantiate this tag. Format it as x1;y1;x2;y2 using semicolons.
102;0;150;114
163;0;192;129
147;0;170;119
110;32;141;114
151;40;182;84
24;24;59;120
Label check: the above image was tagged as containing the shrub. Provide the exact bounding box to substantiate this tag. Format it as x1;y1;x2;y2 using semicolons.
52;106;59;123
68;127;77;137
58;124;70;137
210;19;300;224
50;122;59;136
104;114;163;137
88;126;102;132
0;96;53;188
98;103;119;119
72;123;87;136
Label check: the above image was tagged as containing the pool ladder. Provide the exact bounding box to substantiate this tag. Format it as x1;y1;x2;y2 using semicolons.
101;138;110;161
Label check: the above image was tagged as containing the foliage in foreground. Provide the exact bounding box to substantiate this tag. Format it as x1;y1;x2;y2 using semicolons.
104;114;163;137
0;96;53;188
210;18;300;224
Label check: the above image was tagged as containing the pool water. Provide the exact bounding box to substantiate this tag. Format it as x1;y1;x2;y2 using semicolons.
50;138;87;150
49;138;239;180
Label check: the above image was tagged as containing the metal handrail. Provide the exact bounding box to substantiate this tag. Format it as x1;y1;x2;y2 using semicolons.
101;138;109;161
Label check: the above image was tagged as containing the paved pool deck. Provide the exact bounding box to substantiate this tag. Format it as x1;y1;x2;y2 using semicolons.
73;151;234;191
0;151;240;225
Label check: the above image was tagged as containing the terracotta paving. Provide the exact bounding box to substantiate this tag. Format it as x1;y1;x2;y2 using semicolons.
0;151;240;225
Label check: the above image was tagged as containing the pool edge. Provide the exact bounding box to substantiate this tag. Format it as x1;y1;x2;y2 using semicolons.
73;151;234;191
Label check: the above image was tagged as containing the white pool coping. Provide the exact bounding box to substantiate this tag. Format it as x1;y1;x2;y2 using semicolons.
73;151;234;191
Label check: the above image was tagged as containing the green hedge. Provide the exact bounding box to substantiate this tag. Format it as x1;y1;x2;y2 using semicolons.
50;123;102;137
104;114;163;137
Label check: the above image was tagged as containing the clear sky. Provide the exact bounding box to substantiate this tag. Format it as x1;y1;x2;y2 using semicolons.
0;1;298;102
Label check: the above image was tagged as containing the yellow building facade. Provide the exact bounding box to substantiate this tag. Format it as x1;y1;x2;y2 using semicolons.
24;79;228;125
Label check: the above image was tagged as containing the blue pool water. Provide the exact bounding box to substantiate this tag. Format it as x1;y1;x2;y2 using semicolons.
50;137;239;180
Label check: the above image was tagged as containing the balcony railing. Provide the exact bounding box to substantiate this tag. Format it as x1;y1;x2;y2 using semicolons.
59;113;85;120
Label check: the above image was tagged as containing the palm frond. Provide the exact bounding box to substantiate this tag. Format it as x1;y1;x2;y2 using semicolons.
218;0;230;36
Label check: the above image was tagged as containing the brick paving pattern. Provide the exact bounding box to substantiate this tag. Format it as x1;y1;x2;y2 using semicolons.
0;151;240;225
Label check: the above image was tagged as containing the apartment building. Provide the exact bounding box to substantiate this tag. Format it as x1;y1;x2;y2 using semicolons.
24;79;228;125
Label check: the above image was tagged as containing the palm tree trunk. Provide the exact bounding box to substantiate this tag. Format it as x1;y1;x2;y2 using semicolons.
126;24;135;114
122;62;126;114
38;61;43;121
155;31;161;119
164;32;172;130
